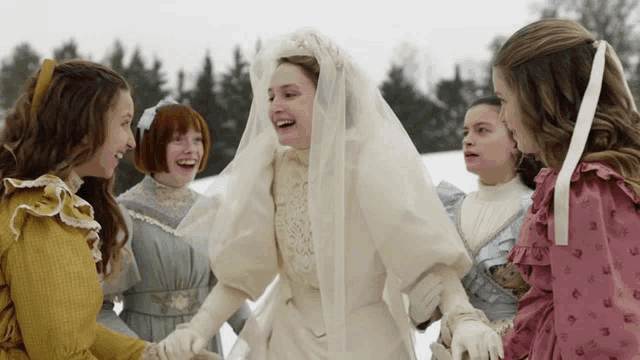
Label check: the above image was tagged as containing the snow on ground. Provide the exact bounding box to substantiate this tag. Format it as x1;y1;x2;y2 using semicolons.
115;150;475;358
190;150;477;195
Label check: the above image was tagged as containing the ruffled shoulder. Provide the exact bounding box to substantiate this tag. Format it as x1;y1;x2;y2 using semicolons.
509;162;639;266
508;245;551;266
531;162;640;221
436;180;465;209
1;175;102;263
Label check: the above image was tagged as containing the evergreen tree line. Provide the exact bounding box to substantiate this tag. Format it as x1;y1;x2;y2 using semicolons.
0;38;474;194
0;39;255;194
1;0;639;195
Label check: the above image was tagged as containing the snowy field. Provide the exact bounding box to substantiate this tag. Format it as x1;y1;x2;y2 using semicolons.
116;150;476;359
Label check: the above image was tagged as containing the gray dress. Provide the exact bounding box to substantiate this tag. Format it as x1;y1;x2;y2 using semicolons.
436;181;532;333
98;175;251;356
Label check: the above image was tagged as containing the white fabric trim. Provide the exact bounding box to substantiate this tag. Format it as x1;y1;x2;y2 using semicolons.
137;97;178;138
554;41;607;246
127;209;182;237
4;175;102;263
553;40;637;246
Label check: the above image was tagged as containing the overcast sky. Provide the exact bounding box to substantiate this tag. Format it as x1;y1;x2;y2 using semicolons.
1;0;542;94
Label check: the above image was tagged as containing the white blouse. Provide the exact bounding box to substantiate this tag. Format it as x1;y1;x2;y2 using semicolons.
460;176;532;252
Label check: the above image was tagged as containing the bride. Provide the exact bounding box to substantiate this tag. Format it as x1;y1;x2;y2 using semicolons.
158;29;503;360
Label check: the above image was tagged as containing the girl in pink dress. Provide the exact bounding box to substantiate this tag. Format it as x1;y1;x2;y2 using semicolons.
493;19;640;360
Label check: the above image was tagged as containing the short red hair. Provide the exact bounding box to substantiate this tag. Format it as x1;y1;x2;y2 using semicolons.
134;103;211;174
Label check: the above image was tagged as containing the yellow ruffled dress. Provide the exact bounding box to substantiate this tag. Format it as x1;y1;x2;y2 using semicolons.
0;174;147;359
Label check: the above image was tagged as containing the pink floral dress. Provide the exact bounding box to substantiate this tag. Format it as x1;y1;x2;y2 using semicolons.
503;162;640;360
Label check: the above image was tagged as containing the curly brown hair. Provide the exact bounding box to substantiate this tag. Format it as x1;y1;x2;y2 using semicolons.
494;19;640;195
0;59;132;277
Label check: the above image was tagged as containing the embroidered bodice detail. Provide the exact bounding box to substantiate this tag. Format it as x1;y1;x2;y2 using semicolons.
273;148;319;288
117;175;200;230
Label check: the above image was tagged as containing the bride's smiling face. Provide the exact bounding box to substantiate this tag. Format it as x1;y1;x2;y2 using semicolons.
268;63;316;150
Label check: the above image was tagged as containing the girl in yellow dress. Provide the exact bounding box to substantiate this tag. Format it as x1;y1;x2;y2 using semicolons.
0;59;194;359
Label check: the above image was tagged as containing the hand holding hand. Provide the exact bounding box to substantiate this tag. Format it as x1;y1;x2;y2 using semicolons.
157;324;207;360
191;349;222;360
450;319;503;360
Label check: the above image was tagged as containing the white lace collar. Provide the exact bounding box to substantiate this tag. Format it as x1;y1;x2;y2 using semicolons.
146;175;194;207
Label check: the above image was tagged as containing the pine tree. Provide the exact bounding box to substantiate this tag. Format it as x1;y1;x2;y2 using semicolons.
111;46;169;195
220;45;252;155
105;40;126;76
380;64;446;153
435;65;478;151
148;57;170;105
191;51;229;175
53;39;80;61
482;35;507;95
0;42;41;110
177;68;190;103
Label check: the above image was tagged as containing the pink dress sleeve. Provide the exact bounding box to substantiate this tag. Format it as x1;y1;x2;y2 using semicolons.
548;163;640;359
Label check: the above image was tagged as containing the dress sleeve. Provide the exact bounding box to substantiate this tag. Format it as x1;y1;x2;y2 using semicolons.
549;170;640;359
435;181;465;213
98;206;141;338
356;143;472;292
101;206;141;297
90;324;146;359
97;300;140;339
3;214;146;359
226;300;252;335
210;147;279;301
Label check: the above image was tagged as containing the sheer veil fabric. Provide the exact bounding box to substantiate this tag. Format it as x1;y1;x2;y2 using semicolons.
177;29;471;359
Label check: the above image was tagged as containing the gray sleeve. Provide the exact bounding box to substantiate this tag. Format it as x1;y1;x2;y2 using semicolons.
226;300;252;335
96;300;139;339
435;181;466;218
102;205;142;297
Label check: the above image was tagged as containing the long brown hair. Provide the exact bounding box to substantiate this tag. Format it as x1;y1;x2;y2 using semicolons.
494;19;640;195
0;59;131;276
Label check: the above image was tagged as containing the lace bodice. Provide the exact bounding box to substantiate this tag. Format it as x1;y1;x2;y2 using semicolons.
117;175;200;230
273;147;319;288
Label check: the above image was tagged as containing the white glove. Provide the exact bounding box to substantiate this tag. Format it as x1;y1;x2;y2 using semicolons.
192;349;222;360
158;324;207;360
157;284;247;360
430;341;454;360
408;272;443;326
450;319;503;360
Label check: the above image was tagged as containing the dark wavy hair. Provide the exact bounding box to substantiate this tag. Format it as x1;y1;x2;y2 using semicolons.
0;59;131;277
468;96;543;190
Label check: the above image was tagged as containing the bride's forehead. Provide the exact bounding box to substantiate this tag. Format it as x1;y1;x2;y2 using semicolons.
269;63;313;88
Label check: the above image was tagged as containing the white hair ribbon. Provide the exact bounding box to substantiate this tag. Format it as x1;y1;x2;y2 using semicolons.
553;41;607;246
137;97;179;138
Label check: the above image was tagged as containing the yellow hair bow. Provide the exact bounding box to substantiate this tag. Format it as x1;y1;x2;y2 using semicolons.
31;59;56;116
